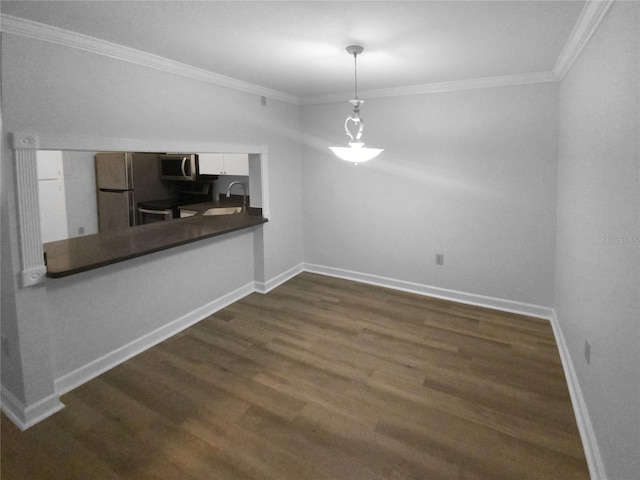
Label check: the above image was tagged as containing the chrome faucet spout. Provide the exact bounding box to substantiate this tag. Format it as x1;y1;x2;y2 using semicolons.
226;181;248;211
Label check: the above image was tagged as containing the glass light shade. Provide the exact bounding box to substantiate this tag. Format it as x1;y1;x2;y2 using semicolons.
329;143;383;163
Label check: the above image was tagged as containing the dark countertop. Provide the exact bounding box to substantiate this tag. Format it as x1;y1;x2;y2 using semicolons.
43;213;267;278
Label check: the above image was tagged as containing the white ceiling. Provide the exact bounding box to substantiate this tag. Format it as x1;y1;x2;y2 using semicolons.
2;1;585;101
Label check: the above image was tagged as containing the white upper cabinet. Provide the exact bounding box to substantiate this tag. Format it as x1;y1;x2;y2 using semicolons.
198;153;224;175
223;154;250;175
36;150;64;180
36;150;69;243
199;153;249;176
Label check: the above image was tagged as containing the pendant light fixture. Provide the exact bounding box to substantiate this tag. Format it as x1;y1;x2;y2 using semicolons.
329;45;383;163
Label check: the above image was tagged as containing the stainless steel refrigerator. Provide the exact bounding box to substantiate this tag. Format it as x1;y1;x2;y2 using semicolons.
95;152;174;233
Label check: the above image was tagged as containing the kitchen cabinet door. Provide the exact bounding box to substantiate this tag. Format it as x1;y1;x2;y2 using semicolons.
37;150;64;180
198;153;249;175
198;153;225;175
223;154;249;175
37;150;69;242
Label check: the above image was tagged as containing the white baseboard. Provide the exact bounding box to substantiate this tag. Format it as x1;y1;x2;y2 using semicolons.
302;263;554;320
549;310;606;480
1;385;64;431
254;263;304;294
54;281;255;396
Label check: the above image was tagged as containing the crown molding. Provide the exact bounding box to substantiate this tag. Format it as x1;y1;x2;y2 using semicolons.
0;14;300;105
300;71;560;105
3;7;603;107
553;0;615;79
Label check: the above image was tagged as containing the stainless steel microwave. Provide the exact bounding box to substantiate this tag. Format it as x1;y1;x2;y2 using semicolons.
160;154;197;181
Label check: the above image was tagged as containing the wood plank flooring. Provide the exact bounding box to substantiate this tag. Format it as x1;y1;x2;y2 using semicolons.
1;272;589;479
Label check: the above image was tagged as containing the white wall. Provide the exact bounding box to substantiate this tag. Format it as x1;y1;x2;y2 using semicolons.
1;33;303;412
0;111;27;405
556;2;640;479
302;83;559;308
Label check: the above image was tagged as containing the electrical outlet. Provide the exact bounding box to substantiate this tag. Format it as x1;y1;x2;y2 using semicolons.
261;96;267;106
435;254;444;266
78;226;85;235
584;339;591;364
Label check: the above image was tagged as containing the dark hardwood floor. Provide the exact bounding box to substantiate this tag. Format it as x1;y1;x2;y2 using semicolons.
1;272;589;479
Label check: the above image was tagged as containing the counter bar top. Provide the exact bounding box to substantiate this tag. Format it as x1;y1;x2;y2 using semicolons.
43;213;267;278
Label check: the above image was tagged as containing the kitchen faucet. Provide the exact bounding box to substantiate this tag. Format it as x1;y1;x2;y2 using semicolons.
226;181;247;211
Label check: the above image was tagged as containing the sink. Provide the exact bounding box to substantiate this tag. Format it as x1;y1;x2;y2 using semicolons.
203;206;243;216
